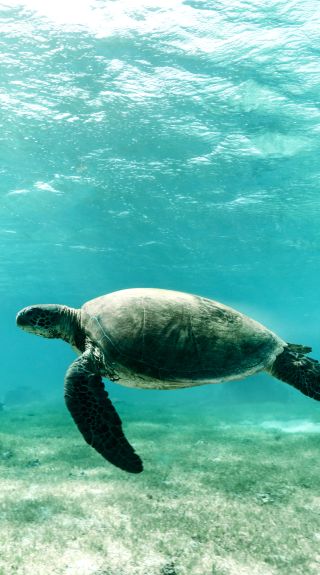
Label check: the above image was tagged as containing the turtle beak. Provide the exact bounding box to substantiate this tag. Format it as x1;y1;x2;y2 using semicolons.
16;306;35;331
16;309;28;327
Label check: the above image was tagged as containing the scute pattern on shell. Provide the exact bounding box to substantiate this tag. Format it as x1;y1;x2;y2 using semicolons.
80;289;285;388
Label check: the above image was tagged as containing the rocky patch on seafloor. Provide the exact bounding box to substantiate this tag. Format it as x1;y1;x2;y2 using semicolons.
160;562;177;575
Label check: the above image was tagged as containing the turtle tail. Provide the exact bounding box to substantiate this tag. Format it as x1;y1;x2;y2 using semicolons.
268;343;320;401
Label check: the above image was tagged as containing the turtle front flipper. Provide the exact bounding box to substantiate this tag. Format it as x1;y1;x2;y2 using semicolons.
64;353;143;473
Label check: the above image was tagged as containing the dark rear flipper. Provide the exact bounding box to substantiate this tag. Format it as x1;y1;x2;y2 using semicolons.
268;343;320;401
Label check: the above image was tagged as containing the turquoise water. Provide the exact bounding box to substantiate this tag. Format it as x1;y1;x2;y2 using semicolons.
2;0;320;404
1;1;320;573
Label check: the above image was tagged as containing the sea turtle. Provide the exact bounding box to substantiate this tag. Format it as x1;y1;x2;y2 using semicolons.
16;288;320;473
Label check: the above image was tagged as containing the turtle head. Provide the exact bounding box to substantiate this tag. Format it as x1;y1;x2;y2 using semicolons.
16;304;66;339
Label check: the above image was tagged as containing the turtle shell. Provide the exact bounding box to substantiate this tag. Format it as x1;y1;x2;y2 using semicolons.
81;288;285;388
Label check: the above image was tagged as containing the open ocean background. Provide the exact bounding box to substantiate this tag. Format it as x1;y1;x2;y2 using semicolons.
1;2;320;574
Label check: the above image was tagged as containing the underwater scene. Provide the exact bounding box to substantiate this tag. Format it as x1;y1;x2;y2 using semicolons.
1;0;320;574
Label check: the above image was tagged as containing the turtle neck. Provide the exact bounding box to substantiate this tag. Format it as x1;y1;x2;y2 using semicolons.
60;306;86;352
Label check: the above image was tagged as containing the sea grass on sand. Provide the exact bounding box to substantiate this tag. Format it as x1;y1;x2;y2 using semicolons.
0;399;320;575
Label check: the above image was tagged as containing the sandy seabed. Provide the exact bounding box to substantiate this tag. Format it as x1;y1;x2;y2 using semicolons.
1;399;320;575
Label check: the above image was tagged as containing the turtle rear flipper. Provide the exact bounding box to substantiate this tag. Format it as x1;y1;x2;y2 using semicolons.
268;344;320;401
64;353;143;473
